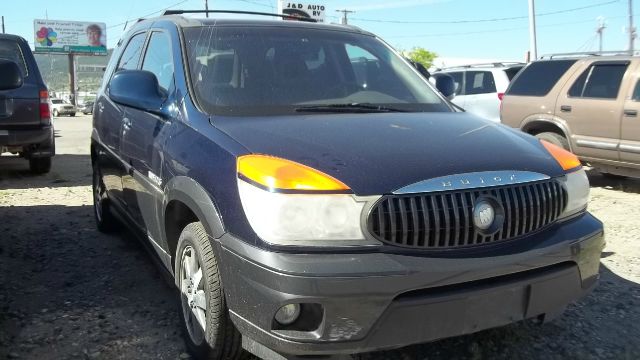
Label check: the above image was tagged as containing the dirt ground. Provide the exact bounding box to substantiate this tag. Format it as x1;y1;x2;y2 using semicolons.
1;115;639;360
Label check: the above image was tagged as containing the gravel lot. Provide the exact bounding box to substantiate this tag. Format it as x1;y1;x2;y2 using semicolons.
1;115;639;360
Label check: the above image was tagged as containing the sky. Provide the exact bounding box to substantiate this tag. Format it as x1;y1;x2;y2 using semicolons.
1;0;637;62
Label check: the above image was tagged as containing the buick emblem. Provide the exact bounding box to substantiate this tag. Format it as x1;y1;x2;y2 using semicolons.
473;201;495;230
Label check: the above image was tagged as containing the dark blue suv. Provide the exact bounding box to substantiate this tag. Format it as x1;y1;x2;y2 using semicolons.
92;11;604;360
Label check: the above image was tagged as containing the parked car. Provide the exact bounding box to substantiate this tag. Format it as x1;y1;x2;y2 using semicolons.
433;62;524;122
501;53;640;178
0;34;54;174
92;11;603;360
78;101;94;115
50;98;76;117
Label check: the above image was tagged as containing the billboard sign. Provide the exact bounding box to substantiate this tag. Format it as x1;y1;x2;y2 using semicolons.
34;19;107;55
277;1;326;22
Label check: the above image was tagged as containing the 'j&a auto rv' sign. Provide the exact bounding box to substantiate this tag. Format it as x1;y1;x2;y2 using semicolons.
277;1;326;22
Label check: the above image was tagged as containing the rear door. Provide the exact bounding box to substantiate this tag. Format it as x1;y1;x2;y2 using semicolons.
0;38;40;127
619;64;640;164
555;61;631;161
463;70;500;121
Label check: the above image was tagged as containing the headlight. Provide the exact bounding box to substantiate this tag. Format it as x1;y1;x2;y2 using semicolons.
237;154;380;246
558;168;589;219
540;140;589;219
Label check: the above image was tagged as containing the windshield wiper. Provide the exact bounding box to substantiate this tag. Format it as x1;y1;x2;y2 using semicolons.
295;103;408;113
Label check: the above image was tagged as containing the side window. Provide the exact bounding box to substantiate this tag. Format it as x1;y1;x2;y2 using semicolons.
632;80;640;101
141;32;174;92
447;72;464;95
506;60;576;97
116;33;146;71
464;71;496;95
568;63;628;99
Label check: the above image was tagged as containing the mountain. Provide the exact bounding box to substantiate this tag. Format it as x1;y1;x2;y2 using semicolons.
34;49;114;94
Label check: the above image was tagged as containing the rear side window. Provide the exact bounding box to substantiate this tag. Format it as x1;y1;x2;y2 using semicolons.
465;71;496;95
507;60;576;96
568;62;628;99
0;39;28;76
117;33;146;71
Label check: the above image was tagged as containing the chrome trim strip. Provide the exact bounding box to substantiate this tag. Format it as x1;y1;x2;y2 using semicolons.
576;139;618;151
393;171;551;194
619;144;640;154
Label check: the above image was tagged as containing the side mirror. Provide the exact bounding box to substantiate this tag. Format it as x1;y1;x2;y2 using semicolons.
0;59;23;90
434;74;456;100
109;70;165;116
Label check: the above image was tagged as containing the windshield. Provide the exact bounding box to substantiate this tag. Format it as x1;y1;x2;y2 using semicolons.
184;26;450;116
51;99;64;104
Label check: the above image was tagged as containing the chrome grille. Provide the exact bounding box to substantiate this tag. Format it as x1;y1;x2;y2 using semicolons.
367;180;567;249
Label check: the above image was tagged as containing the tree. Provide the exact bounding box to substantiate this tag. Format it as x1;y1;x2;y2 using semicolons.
406;47;437;69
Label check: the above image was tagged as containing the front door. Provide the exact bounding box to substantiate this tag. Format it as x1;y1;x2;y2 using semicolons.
120;30;175;247
555;61;632;161
620;75;640;165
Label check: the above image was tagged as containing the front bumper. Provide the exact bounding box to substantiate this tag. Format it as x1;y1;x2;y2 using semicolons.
215;212;604;357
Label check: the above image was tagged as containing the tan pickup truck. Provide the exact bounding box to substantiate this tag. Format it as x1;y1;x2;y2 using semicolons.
501;53;640;178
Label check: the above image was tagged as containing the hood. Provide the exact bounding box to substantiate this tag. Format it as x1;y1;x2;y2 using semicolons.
212;112;565;195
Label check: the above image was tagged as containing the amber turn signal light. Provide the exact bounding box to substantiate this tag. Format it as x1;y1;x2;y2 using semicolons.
237;155;350;191
541;140;582;171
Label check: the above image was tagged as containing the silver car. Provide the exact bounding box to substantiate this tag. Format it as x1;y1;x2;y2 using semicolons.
433;62;524;122
50;98;76;117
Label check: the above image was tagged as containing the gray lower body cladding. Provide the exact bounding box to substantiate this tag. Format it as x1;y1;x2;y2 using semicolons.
216;212;604;356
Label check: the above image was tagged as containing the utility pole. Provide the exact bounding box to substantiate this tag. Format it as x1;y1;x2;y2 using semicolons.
1;16;4;33
597;17;606;53
528;0;538;61
336;9;354;25
205;0;209;18
629;0;635;53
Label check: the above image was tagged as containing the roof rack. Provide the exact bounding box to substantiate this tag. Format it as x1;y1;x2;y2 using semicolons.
540;50;638;59
162;9;318;22
438;62;525;70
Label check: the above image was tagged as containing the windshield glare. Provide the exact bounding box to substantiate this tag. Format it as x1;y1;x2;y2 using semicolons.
184;26;449;116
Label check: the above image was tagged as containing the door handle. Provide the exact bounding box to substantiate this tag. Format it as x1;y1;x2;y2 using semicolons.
560;105;572;112
123;117;132;130
624;109;638;117
97;102;104;113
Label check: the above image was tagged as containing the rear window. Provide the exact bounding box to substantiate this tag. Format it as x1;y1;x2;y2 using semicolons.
0;39;28;76
506;60;576;96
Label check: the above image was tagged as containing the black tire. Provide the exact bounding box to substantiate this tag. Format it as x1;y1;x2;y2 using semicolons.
29;157;51;174
52;109;59;117
70;113;76;117
535;132;570;151
92;162;118;233
176;222;244;360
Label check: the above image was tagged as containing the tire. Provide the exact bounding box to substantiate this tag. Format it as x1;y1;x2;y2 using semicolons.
535;132;570;151
70;113;76;117
176;222;244;360
29;157;51;174
52;109;59;117
92;162;118;233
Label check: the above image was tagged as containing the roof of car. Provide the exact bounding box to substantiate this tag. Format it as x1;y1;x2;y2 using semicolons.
148;15;375;36
0;33;27;42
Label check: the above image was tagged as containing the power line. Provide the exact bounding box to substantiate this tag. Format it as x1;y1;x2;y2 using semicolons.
385;15;633;39
349;0;620;25
106;0;188;30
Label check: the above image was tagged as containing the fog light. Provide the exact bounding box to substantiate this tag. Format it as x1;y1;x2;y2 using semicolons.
275;304;301;325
